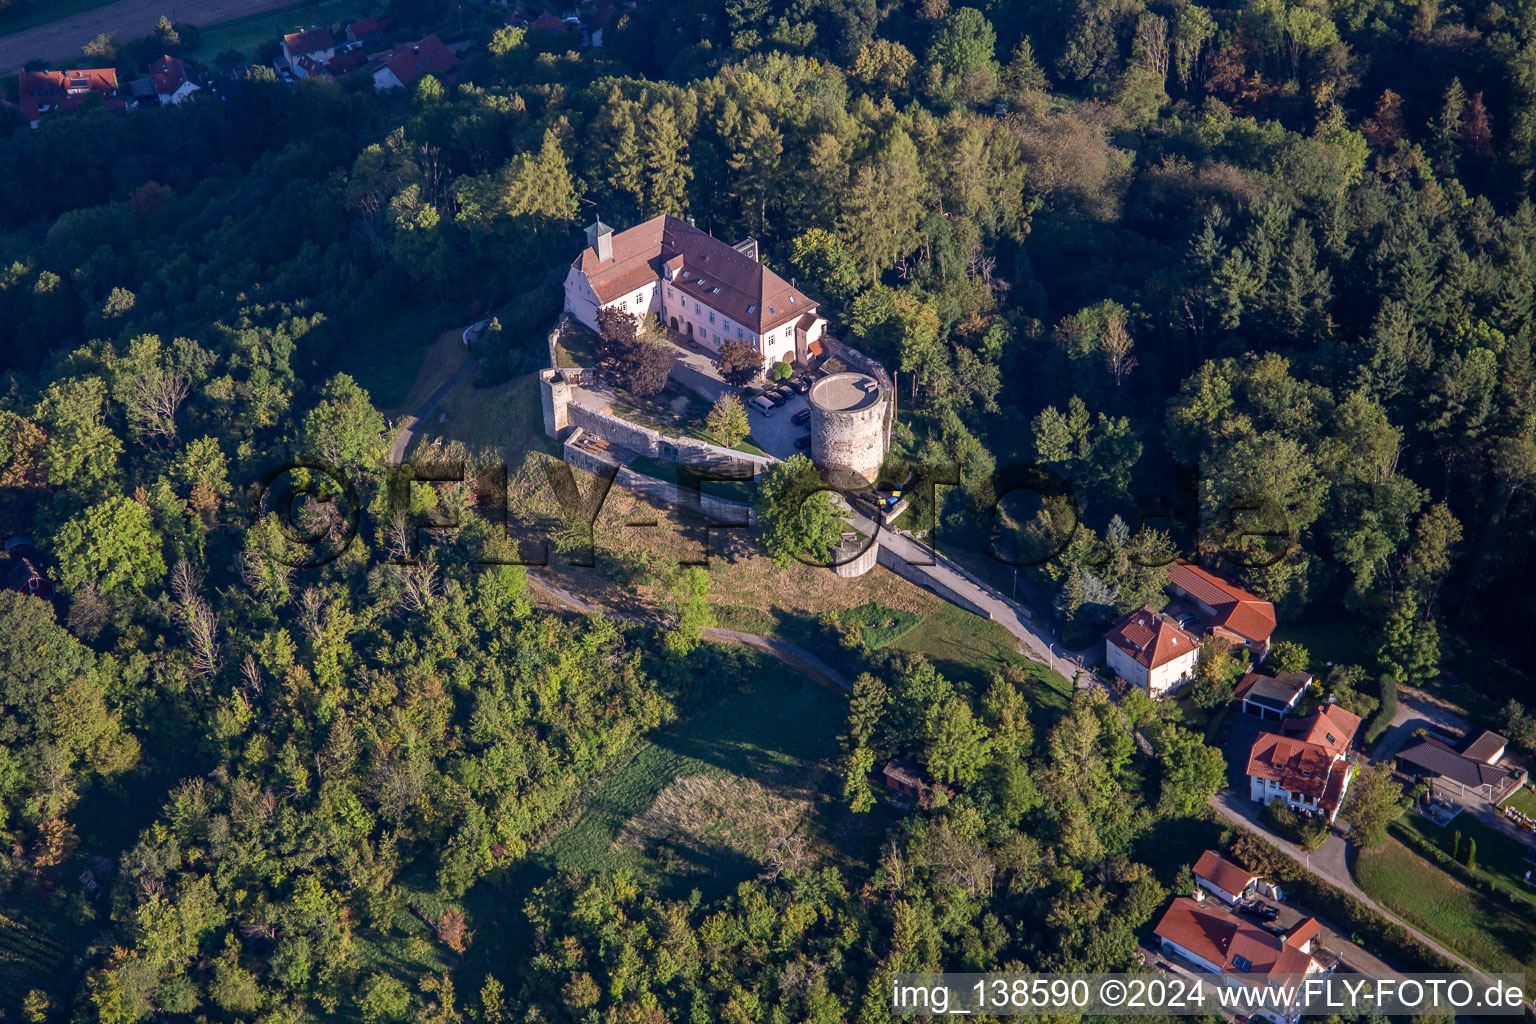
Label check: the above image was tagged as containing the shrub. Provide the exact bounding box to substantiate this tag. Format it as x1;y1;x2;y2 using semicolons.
1364;675;1397;745
771;360;794;380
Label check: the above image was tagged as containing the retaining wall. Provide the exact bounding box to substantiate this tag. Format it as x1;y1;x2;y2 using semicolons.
876;544;995;621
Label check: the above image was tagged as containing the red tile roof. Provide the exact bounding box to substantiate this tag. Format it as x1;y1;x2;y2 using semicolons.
1106;605;1201;671
573;215;819;335
1168;561;1277;646
17;68;122;123
1247;705;1359;814
283;27;335;56
1155;897;1323;979
1193;850;1257;897
346;16;381;38
382;35;457;88
148;54;188;96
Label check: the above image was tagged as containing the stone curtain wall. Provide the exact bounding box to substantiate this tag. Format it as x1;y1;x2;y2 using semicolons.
567;403;662;457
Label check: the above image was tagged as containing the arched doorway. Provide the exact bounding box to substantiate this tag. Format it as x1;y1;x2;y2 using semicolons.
685;322;693;336
669;316;678;331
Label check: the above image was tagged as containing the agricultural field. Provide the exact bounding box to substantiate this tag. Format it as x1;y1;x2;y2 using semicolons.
1355;836;1536;976
0;0;118;37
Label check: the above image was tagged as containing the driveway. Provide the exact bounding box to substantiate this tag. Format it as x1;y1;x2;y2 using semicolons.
1370;685;1470;761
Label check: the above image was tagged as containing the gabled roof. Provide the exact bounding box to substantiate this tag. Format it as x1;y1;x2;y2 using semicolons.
1193;850;1257;896
148;54;189;96
382;35;457;87
1462;729;1507;764
347;16;381;38
1234;671;1309;711
1247;704;1358;814
17;68;122;122
1281;703;1359;758
572;214;818;335
1106;605;1201;671
1398;737;1507;787
1168;561;1277;645
1155;897;1323;980
283;27;335;55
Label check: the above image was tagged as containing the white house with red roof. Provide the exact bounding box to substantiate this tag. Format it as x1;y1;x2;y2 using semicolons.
372;35;458;91
565;216;829;368
1154;893;1332;1024
1192;849;1260;905
1104;605;1200;697
282;27;336;73
1167;560;1276;657
1247;703;1360;822
148;54;199;105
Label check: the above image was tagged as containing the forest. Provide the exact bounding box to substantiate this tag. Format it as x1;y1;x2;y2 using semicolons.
2;0;1536;1017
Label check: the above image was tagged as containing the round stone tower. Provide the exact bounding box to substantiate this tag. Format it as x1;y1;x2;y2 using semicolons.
809;371;887;488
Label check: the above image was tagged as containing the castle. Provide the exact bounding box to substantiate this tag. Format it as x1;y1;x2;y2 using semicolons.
563;215;829;369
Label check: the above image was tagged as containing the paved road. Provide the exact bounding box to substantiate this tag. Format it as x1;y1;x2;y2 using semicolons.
388;355;478;466
848;510;1084;684
1208;790;1502;988
0;0;295;73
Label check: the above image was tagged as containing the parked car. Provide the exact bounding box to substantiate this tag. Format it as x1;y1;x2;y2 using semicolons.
767;390;790;406
1240;900;1280;921
794;434;811;450
750;396;776;415
791;408;812;426
789;377;811;393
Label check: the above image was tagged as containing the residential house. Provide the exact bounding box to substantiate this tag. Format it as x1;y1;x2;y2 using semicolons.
3;538;53;600
17;68;124;128
1233;671;1311;723
509;5;573;33
1104;605;1200;697
282;27;336;76
1396;730;1512;801
146;54;199;105
565;216;828;368
345;16;390;44
1154;894;1333;1024
1167;561;1276;658
1192;850;1259;906
584;3;616;45
372;35;458;91
1247;703;1361;823
880;758;951;808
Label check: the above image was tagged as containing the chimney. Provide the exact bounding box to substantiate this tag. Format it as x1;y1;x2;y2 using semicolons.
585;218;613;262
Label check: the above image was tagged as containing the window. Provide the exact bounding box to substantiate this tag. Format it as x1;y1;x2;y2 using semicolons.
666;286;673;298
708;312;715;325
736;327;744;340
694;302;701;314
1233;955;1253;973
747;305;756;314
768;305;776;315
790;296;796;304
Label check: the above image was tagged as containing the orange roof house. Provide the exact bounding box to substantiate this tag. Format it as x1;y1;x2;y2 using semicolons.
372;35;458;91
1167;561;1277;654
1155;894;1331;1021
1192;850;1259;905
1104;605;1201;697
18;68;123;127
1246;703;1360;822
564;215;829;370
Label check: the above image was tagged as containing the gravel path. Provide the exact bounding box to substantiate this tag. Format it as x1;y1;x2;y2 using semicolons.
0;0;295;74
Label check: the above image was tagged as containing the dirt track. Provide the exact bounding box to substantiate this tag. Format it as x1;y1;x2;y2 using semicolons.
0;0;293;74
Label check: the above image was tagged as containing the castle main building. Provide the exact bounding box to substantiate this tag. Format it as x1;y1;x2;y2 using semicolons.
563;215;828;369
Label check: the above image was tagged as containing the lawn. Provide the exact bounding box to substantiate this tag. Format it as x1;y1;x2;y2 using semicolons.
532;665;850;895
889;601;1074;715
0;0;117;37
840;600;925;649
182;0;380;65
1505;783;1536;819
1355;835;1536;976
1398;813;1536;907
1269;612;1375;676
402;371;553;466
